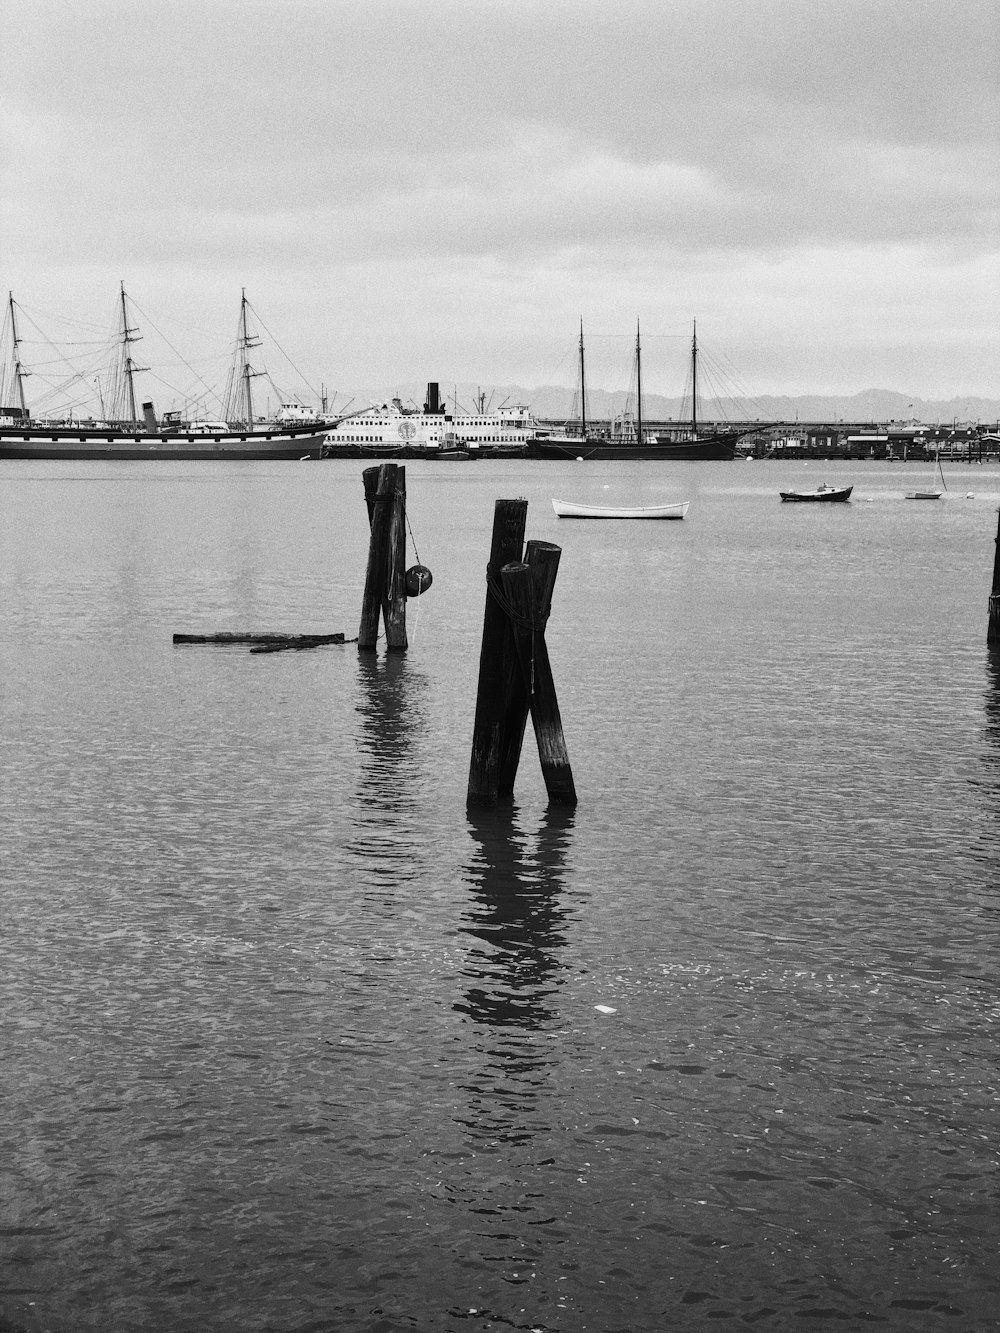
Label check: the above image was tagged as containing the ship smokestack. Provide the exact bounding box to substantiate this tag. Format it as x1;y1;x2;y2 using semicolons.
424;382;441;414
142;401;157;431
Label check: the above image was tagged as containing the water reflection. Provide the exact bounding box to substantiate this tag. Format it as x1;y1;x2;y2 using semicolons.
457;806;575;1029
983;651;1000;748
966;652;1000;881
345;653;429;891
454;807;575;1146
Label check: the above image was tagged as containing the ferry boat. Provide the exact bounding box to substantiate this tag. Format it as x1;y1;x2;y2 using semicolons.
0;288;330;460
319;383;535;458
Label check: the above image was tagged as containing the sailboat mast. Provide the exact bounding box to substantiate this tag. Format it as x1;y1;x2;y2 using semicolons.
578;319;587;438
691;320;698;437
8;292;29;416
635;320;642;445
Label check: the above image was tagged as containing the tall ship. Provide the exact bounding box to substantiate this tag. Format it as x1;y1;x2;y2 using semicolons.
0;288;330;460
319;382;536;458
529;321;757;460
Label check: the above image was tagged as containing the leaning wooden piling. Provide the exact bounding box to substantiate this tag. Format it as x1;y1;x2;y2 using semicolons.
500;542;577;805
989;507;1000;647
467;499;529;806
359;463;408;651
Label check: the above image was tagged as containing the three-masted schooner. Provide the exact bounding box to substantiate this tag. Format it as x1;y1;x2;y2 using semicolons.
529;321;756;460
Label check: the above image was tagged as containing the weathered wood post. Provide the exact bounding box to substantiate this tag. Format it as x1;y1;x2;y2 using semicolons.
988;506;1000;647
467;499;528;806
359;463;408;652
500;541;577;805
385;465;408;651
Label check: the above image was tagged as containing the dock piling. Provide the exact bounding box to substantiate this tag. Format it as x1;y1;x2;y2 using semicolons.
989;507;1000;647
467;499;529;805
359;463;408;651
467;502;576;808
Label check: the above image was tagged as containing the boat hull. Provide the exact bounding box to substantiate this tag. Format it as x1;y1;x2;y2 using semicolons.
0;425;329;460
529;433;743;461
318;443;522;460
552;498;689;519
779;486;853;503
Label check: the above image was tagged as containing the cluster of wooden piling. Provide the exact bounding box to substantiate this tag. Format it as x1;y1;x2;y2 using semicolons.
359;463;409;651
467;498;576;808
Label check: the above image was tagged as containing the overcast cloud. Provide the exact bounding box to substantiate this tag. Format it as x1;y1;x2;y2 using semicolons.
2;0;997;403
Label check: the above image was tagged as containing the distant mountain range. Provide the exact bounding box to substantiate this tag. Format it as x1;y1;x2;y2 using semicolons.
339;383;1000;425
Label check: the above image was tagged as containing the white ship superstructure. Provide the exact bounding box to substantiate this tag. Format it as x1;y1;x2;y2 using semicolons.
321;383;538;456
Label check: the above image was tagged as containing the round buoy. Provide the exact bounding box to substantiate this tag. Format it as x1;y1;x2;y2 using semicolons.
405;564;433;597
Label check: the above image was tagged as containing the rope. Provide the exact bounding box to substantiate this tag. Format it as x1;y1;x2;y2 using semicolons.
404;505;422;565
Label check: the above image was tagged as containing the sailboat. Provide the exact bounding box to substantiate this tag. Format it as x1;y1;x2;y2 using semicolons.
0;288;330;460
529;320;757;460
905;448;947;500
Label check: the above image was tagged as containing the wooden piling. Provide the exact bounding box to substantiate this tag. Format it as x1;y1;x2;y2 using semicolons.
500;543;576;805
467;498;528;806
989;507;1000;647
359;463;408;651
385;465;408;651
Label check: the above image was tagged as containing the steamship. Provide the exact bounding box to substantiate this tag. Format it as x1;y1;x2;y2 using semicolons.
319;383;536;458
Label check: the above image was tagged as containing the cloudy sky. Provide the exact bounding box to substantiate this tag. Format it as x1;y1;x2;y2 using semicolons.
2;0;998;408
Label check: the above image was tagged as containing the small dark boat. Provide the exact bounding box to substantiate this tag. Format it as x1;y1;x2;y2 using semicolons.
779;483;853;503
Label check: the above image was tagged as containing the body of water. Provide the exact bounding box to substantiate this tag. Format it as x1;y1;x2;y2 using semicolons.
2;458;998;1332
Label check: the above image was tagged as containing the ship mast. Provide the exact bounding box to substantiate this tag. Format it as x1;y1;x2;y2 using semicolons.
578;318;587;438
691;319;698;438
635;320;642;445
240;289;262;424
7;292;29;416
118;281;146;423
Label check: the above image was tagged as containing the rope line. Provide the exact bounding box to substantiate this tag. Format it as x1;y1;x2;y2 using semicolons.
404;506;422;565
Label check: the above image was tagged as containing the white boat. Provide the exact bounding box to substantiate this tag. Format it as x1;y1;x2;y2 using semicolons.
906;451;947;500
551;498;689;520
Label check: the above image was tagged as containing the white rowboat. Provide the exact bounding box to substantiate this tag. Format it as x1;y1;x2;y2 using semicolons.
552;498;689;520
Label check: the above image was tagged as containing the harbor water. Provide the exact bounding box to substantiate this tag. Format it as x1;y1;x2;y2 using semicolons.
1;458;998;1332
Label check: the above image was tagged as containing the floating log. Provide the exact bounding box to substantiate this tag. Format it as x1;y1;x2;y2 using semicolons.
173;632;345;646
249;636;352;654
467;498;529;806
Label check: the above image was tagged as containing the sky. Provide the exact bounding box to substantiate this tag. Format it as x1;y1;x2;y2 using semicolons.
2;0;998;411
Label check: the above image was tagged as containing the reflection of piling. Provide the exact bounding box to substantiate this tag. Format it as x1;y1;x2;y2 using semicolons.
468;502;576;808
989;508;1000;647
360;463;407;651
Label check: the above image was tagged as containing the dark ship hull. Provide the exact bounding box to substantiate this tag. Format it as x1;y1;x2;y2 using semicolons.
527;431;744;461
